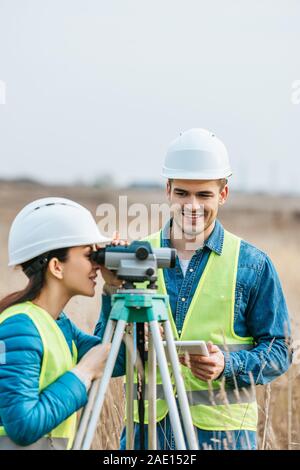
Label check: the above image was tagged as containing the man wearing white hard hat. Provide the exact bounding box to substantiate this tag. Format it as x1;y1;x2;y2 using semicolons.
98;128;291;450
0;197;111;449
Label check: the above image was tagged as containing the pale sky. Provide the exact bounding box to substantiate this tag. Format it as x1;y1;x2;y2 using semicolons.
0;0;299;193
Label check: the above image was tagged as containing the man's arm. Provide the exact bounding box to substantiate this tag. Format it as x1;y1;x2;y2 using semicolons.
223;254;291;387
180;255;292;386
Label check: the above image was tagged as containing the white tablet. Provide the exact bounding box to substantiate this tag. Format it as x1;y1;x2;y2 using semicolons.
163;340;209;358
176;340;209;357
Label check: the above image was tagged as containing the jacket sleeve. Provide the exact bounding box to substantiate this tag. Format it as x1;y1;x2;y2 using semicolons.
94;294;126;377
223;255;292;387
0;314;88;446
69;319;101;361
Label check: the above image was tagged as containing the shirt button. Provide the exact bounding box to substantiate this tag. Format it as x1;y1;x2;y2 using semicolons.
189;268;194;272
178;330;182;335
181;297;186;302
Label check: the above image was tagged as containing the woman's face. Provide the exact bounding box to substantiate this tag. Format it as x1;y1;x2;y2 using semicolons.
61;245;100;297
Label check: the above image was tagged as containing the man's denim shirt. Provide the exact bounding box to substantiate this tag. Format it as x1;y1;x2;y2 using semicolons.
95;219;291;388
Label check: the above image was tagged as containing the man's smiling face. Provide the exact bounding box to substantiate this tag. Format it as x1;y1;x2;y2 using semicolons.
167;179;228;238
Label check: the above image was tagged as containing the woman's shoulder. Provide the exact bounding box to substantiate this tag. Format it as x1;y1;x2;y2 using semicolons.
0;313;43;356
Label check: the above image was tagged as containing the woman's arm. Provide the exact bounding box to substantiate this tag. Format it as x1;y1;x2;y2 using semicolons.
0;314;87;446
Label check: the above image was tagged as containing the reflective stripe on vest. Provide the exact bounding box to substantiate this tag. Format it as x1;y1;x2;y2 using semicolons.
130;230;258;431
132;383;256;405
0;301;77;449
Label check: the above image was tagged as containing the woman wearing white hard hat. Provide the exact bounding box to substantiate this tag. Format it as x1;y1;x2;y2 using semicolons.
0;197;111;450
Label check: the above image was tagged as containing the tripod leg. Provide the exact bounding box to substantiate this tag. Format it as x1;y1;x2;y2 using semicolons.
136;323;146;449
102;319;117;343
125;325;135;450
81;320;128;450
163;321;199;450
148;327;157;450
73;320;117;450
149;321;186;450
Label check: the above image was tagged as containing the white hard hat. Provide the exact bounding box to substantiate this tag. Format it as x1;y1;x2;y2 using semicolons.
162;128;232;180
8;197;110;266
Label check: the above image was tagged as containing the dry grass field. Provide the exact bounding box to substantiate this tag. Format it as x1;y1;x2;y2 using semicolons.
0;181;299;450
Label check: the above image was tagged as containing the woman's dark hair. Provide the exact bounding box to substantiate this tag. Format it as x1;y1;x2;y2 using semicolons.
0;248;69;314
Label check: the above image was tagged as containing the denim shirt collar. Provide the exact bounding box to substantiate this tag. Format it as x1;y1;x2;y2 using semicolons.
161;218;224;256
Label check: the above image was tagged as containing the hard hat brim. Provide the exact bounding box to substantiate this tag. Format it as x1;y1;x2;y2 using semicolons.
162;167;232;180
8;235;112;266
8;197;113;267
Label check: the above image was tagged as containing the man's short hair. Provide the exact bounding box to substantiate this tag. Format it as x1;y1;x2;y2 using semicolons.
218;178;228;190
168;178;228;192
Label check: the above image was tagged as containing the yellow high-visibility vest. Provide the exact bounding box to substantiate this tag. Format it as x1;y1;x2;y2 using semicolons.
0;301;78;449
131;230;257;431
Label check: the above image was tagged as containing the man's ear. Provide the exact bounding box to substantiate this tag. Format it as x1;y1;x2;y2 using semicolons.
166;180;171;201
48;258;64;280
219;184;229;206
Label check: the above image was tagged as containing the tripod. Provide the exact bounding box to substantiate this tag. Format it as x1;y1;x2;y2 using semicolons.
73;287;199;450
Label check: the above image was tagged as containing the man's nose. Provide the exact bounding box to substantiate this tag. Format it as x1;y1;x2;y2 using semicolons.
185;196;201;212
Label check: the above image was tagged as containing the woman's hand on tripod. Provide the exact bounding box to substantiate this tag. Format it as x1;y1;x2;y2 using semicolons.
72;343;111;389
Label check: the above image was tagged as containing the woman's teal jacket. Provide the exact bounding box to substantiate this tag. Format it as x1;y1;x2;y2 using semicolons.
0;312;100;446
